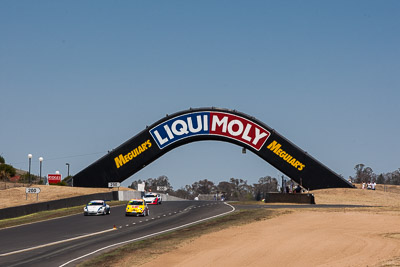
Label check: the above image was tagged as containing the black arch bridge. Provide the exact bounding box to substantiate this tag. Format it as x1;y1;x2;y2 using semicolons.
73;107;352;190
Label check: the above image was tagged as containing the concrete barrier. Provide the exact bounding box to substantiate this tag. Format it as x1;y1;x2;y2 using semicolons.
0;191;187;220
117;191;187;201
0;192;118;220
162;194;187;201
264;193;315;204
118;190;143;201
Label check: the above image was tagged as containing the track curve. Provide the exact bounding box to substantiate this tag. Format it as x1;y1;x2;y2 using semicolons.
0;201;234;267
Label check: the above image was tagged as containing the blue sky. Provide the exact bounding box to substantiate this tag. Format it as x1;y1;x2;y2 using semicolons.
1;1;399;189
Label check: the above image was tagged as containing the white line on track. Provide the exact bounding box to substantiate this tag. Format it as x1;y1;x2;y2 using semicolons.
59;203;235;267
0;228;116;257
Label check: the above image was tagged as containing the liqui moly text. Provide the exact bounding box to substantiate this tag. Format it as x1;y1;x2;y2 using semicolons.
149;111;271;150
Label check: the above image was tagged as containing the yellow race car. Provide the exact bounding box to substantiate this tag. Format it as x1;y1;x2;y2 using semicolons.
125;198;149;216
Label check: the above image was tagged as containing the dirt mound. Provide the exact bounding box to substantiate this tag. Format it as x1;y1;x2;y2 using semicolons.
310;183;400;207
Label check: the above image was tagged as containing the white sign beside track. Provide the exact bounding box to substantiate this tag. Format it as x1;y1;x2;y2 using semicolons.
25;187;41;194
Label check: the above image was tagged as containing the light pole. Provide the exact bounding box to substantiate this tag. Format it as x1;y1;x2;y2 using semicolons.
66;163;70;177
28;154;32;184
39;157;43;184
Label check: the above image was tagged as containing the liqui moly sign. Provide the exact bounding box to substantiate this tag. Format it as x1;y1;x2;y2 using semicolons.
150;111;271;151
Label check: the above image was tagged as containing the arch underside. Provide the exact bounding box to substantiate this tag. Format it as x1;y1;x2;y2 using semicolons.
73;108;352;190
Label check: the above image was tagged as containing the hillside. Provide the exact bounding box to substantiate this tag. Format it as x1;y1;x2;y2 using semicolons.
0;184;133;209
310;183;400;207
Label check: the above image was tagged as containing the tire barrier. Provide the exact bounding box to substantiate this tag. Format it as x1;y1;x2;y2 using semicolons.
73;107;353;190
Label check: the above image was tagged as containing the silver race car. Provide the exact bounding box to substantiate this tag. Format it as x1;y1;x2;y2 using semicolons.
83;200;111;215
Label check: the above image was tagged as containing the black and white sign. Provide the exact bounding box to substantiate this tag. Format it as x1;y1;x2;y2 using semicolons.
26;187;41;194
26;187;41;200
108;182;121;188
157;186;168;191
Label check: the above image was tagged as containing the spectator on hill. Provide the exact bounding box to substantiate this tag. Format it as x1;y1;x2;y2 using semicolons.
367;182;372;190
294;185;302;193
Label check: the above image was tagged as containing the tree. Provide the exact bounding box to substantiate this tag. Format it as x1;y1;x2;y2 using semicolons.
174;188;192;199
376;174;385;184
228;178;252;200
0;155;5;164
352;164;375;183
389;169;400;185
129;179;142;190
145;175;173;192
129;175;173;192
191;179;216;195
217;181;234;200
0;163;16;181
155;175;172;191
253;176;279;200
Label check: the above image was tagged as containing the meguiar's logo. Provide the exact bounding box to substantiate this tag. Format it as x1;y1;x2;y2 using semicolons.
149;111;271;151
114;140;152;169
267;140;305;171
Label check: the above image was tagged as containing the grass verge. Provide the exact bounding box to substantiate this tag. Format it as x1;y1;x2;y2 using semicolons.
0;201;127;229
78;208;291;267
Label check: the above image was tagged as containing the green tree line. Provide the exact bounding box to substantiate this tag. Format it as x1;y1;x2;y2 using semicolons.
129;175;279;201
350;163;400;185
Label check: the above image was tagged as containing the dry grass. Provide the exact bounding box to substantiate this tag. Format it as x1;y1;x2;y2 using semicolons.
310;183;400;208
0;201;127;229
0;184;133;209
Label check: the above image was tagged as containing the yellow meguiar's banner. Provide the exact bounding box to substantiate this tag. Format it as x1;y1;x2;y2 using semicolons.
114;140;152;168
267;141;305;171
72;107;352;190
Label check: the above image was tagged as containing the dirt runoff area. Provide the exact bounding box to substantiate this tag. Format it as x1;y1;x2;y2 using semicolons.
140;211;399;267
140;185;400;267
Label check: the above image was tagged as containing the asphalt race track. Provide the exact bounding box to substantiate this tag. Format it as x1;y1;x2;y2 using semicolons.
0;201;234;267
0;201;368;267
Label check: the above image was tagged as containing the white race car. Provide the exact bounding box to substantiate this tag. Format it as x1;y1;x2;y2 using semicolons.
143;193;162;205
84;200;111;215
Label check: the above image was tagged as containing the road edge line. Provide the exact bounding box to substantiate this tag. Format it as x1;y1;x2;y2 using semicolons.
0;228;116;257
59;202;235;267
